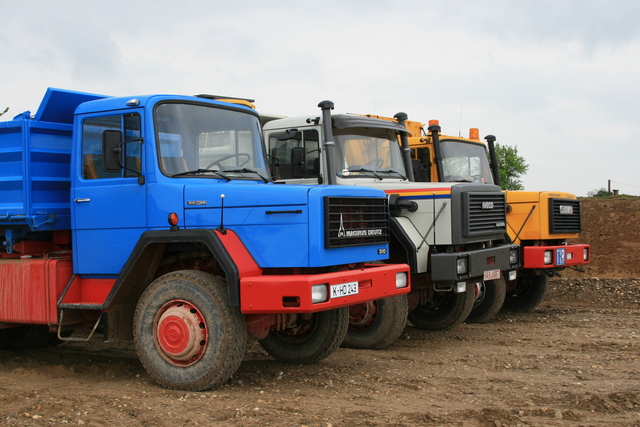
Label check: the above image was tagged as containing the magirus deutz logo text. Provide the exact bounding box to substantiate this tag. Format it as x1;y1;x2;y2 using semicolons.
337;214;383;238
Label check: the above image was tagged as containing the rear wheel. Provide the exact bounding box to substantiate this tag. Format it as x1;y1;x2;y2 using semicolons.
503;274;549;312
343;295;408;349
466;277;507;324
408;283;475;330
259;307;348;363
133;270;246;391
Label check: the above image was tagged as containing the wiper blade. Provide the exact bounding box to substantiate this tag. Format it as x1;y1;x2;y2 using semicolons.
380;169;408;180
351;168;383;180
171;168;231;181
220;168;270;182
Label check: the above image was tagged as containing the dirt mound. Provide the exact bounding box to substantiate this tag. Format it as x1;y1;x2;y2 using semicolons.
565;196;640;279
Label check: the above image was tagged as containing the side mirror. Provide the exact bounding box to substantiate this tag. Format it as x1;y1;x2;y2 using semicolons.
102;130;123;171
418;148;431;182
291;146;306;178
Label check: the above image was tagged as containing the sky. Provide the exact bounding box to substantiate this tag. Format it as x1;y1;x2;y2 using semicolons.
1;0;639;196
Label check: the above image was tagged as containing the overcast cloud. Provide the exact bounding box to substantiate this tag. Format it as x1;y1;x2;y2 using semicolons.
1;0;638;196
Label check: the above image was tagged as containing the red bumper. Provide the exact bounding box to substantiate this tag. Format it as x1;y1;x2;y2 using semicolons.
239;263;411;314
523;244;590;269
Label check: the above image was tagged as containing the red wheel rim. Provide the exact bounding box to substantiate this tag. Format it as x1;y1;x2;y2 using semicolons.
348;300;378;330
153;300;208;367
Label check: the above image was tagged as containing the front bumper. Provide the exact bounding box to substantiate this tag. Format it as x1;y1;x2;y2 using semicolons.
522;243;590;269
239;263;411;313
430;244;520;282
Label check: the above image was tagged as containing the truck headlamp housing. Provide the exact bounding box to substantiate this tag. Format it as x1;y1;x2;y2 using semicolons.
456;256;469;275
544;250;553;265
509;248;519;265
311;284;328;303
395;272;408;289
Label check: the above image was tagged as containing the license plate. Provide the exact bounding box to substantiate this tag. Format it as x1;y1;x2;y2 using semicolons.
556;248;566;266
330;281;359;298
559;205;574;215
483;269;500;281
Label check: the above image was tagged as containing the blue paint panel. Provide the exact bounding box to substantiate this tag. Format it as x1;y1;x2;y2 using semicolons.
34;88;108;124
0;114;73;230
146;183;185;229
184;204;310;267
183;181;310;208
73;228;144;274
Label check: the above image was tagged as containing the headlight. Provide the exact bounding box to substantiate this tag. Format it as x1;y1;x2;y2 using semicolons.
583;248;589;261
395;272;408;289
455;282;466;293
456;256;469;275
311;284;328;303
508;270;517;281
509;248;519;265
544;250;553;265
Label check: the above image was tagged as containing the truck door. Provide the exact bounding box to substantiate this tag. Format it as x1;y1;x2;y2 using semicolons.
71;112;147;275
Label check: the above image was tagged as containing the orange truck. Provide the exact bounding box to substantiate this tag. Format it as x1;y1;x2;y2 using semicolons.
399;117;590;311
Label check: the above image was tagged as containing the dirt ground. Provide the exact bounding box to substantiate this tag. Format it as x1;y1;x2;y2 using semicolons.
1;197;639;427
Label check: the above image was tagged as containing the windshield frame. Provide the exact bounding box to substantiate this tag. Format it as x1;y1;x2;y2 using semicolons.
439;138;494;184
333;127;407;180
153;101;270;181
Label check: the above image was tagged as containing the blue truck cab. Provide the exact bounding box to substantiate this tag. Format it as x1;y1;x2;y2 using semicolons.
0;88;410;391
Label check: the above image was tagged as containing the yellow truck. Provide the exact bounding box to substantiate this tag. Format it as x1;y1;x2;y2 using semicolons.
398;117;590;311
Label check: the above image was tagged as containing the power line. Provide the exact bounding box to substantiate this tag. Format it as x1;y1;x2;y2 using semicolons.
610;180;640;190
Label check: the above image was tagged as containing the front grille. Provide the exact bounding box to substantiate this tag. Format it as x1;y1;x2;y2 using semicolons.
324;197;390;248
549;198;581;233
464;192;507;237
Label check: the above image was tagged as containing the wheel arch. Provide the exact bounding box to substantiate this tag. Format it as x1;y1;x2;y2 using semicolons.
104;229;240;311
389;217;418;274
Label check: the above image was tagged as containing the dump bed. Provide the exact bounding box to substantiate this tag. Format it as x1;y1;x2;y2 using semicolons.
0;88;106;232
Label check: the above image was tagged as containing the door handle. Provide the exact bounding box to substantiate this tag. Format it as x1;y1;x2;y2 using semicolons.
74;198;91;203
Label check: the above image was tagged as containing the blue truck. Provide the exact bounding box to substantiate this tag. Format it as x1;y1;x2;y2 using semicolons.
0;88;410;391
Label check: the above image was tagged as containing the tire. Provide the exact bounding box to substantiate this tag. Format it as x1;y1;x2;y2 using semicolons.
342;295;408;350
407;283;475;330
133;270;246;391
466;277;507;324
259;307;349;364
0;325;58;349
503;274;549;312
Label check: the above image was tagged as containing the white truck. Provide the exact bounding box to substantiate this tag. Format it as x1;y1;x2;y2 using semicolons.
261;101;520;349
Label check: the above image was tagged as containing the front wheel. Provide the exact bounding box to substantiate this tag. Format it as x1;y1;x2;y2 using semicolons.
259;307;348;364
407;283;474;330
342;295;408;350
503;274;549;312
466;277;507;324
133;270;246;391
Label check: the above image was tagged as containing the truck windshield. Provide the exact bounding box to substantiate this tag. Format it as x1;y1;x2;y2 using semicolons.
440;139;494;184
155;103;268;179
333;128;406;178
